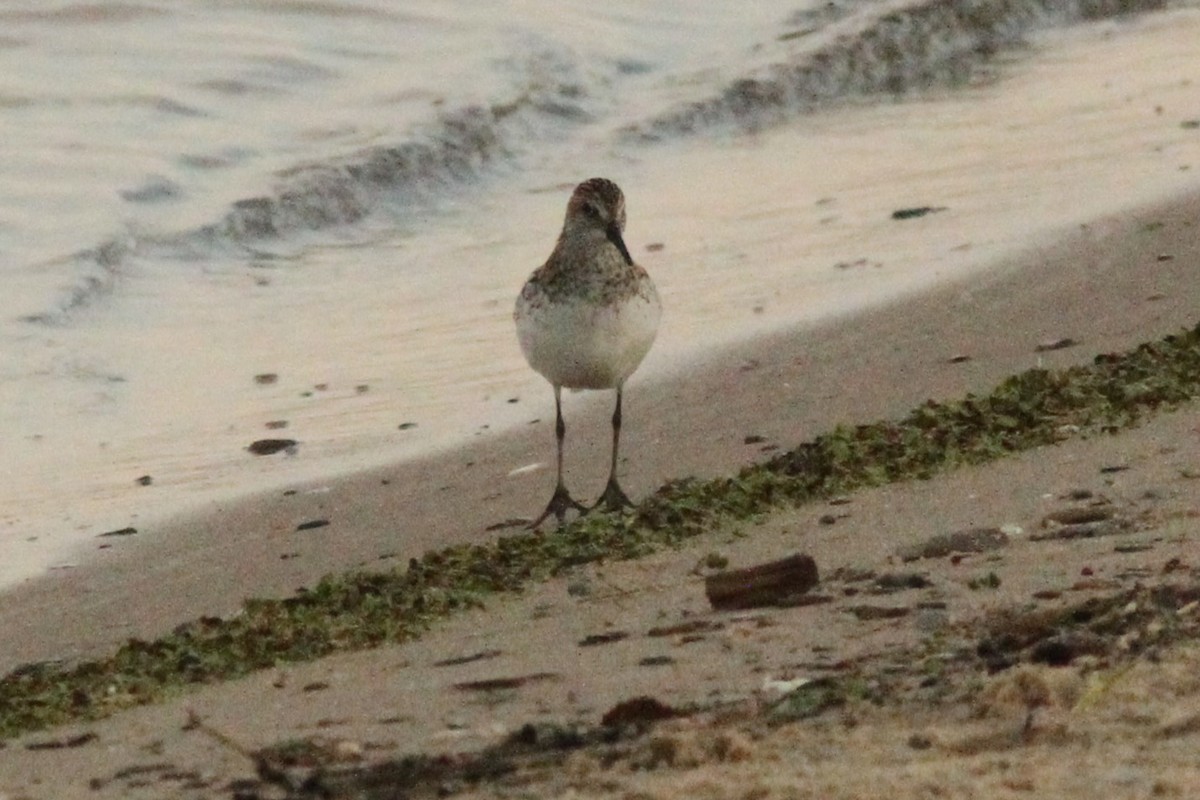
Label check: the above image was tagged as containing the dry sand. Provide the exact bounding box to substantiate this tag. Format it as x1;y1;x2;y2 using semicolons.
4;10;1200;799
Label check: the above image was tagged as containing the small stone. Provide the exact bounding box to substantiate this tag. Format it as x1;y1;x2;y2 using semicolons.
253;373;278;385
1034;337;1078;352
1030;633;1107;666
846;605;910;620
247;438;297;456
135;475;153;486
601;696;678;727
834;258;869;270
907;733;934;750
579;632;629;647
873;572;930;592
891;206;946;220
433;649;502;667
398;422;417;431
638;655;675;667
452;673;558;692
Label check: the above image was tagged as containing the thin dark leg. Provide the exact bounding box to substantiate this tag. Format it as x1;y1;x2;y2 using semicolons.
593;384;634;513
528;384;586;529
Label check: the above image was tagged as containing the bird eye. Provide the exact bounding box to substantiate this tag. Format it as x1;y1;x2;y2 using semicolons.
584;203;599;218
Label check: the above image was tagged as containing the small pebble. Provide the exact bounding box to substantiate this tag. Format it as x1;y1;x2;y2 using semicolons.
1034;337;1078;352
247;438;297;456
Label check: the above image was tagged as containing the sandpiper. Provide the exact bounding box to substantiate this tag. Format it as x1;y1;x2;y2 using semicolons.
514;178;662;528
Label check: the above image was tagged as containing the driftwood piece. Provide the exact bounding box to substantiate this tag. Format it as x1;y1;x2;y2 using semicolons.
705;554;819;611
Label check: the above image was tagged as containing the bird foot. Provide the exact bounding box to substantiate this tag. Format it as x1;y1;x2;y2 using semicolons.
592;477;634;515
528;484;588;530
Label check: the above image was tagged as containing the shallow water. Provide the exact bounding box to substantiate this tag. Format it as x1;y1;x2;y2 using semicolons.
0;0;1195;589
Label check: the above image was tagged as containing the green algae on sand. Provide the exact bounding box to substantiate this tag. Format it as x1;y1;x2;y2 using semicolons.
3;322;1200;741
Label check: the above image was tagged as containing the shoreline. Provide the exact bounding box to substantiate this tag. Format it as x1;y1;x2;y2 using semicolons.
3;186;1200;674
4;6;1199;593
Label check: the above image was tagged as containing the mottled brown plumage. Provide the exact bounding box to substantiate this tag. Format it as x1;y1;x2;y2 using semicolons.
513;178;662;528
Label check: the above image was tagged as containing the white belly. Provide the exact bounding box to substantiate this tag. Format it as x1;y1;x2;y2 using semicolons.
516;288;661;390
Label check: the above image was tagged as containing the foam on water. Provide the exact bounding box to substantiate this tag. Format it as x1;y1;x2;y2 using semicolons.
629;0;1169;138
